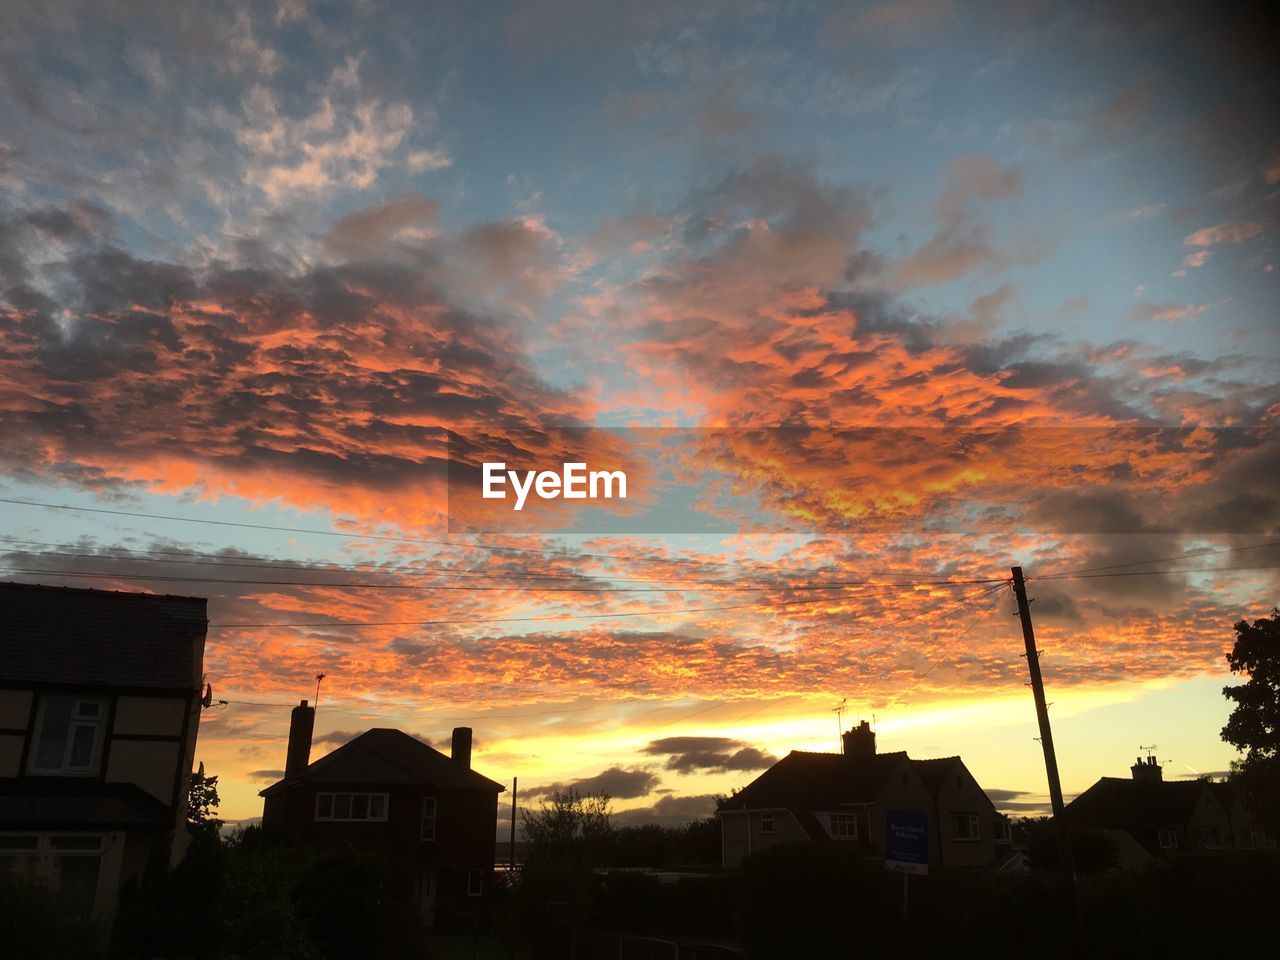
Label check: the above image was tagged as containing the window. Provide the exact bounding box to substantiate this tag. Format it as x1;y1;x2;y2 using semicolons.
0;834;104;919
760;813;775;835
314;792;388;822
467;868;483;897
1157;828;1178;849
950;812;980;841
993;818;1012;843
1200;826;1222;849
28;695;107;775
830;813;858;840
421;797;437;840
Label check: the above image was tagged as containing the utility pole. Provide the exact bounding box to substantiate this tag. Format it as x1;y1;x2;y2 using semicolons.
1011;566;1074;879
509;776;518;873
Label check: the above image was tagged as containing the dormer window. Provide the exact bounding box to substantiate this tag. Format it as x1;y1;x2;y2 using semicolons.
28;695;107;775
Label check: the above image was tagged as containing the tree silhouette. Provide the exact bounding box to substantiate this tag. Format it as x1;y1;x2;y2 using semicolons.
1221;609;1280;836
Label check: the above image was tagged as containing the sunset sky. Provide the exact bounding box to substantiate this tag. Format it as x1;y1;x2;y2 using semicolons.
1;1;1277;828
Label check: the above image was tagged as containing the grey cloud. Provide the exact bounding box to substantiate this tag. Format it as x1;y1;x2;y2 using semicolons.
614;793;720;826
525;766;661;801
644;736;777;773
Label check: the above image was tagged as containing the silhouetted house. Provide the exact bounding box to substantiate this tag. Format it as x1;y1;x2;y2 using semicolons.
260;703;504;923
719;721;1011;868
1209;780;1277;852
0;583;208;925
1064;754;1273;867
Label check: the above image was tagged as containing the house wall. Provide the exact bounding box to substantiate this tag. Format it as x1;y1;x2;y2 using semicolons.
1;684;199;928
263;782;500;903
720;809;807;867
929;762;1000;867
1107;828;1155;869
0;689;33;776
1184;786;1232;852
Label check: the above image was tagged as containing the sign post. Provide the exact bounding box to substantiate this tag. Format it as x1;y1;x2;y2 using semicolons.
884;810;929;921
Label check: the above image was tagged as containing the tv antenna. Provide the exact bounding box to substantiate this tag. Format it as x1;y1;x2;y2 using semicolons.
833;698;847;749
314;672;326;709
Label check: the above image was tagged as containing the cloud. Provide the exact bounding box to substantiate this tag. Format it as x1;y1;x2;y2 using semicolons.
0;201;584;525
893;155;1039;287
1131;301;1214;323
614;793;720;826
825;0;954;48
643;736;777;773
323;193;440;261
1098;202;1166;226
1183;220;1266;248
247;768;285;780
525;766;661;801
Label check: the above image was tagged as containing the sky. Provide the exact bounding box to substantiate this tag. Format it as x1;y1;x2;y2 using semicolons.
0;0;1277;827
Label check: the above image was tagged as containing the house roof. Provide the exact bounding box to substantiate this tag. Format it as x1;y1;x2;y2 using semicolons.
911;756;962;794
259;728;505;797
0;780;174;829
721;750;912;811
1063;777;1213;831
0;582;207;690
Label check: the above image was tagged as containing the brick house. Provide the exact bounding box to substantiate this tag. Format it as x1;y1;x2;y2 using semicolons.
260;702;504;922
0;582;208;925
718;721;1011;868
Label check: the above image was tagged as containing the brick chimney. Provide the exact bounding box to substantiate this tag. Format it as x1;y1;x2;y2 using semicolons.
842;720;876;758
1131;755;1163;784
285;700;315;780
451;726;472;769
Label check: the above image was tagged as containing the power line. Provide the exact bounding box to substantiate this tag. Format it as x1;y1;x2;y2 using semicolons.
1032;539;1280;578
915;585;1007;681
0;496;832;575
0;546;1008;592
1032;564;1280;583
201;583;933;629
2;565;949;595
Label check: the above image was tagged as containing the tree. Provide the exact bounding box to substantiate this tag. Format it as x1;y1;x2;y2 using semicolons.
1221;609;1280;836
187;770;223;840
521;788;612;864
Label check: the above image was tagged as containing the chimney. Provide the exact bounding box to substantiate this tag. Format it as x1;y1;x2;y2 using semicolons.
451;726;473;769
1131;755;1163;784
842;720;876;758
285;700;315;780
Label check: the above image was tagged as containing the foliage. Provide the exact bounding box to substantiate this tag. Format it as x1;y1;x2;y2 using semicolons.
597;816;721;867
1015;816;1119;874
737;843;898;956
0;874;103;960
520;788;613;865
186;770;222;839
111;827;428;960
1221;609;1280;834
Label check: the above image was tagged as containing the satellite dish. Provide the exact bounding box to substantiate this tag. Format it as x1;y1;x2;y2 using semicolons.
201;682;213;708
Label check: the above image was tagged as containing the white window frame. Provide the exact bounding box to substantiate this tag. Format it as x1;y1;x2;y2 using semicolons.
950;812;981;841
0;832;105;911
829;812;859;840
314;792;389;822
760;812;775;835
993;818;1012;843
27;695;109;776
1157;827;1178;849
421;796;437;841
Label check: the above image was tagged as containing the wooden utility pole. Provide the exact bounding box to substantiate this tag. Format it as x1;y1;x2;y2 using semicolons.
1011;565;1075;880
509;776;518;872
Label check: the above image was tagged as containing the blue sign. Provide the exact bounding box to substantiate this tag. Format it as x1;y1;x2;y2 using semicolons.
885;809;929;876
